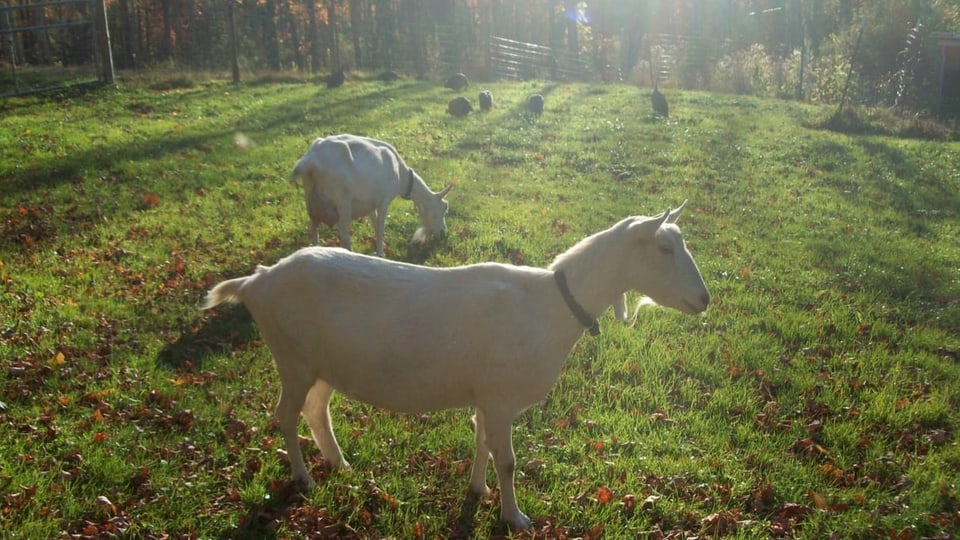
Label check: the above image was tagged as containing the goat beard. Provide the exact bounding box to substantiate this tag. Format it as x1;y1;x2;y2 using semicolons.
617;294;659;327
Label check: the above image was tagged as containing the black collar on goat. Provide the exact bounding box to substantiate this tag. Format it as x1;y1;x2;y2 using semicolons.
402;170;415;200
554;270;600;336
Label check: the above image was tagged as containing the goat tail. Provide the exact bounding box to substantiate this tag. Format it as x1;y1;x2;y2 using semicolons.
202;276;250;310
290;160;305;185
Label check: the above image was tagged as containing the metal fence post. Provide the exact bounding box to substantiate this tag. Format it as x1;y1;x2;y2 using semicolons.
94;0;114;84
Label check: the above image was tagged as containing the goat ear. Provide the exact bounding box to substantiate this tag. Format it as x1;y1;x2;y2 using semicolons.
666;200;687;224
628;211;669;238
438;184;453;198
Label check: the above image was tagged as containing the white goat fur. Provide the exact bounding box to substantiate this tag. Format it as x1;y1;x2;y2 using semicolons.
290;134;452;256
202;204;710;529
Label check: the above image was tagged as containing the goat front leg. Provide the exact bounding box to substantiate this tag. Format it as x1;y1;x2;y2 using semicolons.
480;408;532;530
302;379;350;470
372;206;388;257
276;380;315;488
469;411;491;496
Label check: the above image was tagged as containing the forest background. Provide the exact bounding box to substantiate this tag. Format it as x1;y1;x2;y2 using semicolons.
4;0;960;115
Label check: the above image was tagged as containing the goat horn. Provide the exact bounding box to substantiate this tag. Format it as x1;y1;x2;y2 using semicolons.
666;200;688;224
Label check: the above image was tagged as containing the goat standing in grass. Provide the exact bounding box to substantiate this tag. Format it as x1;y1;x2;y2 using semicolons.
291;134;452;257
202;202;709;530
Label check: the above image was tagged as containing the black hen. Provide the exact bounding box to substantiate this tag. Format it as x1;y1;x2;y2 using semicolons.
528;94;544;115
651;83;668;117
444;73;469;91
326;67;345;89
478;90;493;111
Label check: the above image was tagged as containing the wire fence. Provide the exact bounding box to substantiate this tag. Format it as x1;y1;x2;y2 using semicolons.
0;0;105;97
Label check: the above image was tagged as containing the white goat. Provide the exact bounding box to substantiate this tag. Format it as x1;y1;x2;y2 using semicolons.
290;134;453;257
202;203;709;530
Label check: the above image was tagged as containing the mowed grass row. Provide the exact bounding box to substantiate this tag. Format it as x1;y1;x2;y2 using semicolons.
1;74;958;538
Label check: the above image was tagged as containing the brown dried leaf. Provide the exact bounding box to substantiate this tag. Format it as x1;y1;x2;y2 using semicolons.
807;489;828;511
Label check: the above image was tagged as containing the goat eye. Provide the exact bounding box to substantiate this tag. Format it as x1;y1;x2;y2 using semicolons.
658;243;673;254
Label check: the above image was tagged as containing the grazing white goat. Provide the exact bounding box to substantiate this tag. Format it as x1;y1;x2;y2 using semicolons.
202;203;709;530
290;134;453;257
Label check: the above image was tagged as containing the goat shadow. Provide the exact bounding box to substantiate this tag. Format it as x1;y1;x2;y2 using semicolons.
156;303;258;371
452;490;518;539
218;485;498;539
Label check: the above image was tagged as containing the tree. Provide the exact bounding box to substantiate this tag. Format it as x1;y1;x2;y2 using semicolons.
307;0;322;72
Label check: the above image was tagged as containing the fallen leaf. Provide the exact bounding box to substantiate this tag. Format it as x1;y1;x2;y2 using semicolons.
807;489;828;511
142;193;160;209
597;486;614;504
641;494;661;510
523;459;544;475
700;509;740;535
96;495;116;516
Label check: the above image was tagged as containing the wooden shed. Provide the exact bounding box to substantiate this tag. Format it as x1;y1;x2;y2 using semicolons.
933;32;960;118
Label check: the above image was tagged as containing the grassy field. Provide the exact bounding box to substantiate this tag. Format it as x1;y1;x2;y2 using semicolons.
1;73;959;539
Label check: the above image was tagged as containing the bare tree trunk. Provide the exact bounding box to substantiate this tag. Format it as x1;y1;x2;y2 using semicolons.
142;2;152;64
229;0;241;82
182;0;195;66
350;0;362;68
564;0;579;56
160;0;172;62
286;5;305;72
307;0;321;72
402;0;425;77
30;4;48;64
263;0;280;70
326;0;341;70
117;0;134;69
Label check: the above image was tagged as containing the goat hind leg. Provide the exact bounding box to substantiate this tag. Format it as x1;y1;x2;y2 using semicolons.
276;379;315;488
302;379;350;470
468;411;491;496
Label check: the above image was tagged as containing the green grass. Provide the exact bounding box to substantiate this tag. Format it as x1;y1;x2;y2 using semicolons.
1;72;958;539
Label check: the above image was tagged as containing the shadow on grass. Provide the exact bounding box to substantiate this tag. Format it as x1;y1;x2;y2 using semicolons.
223;480;356;540
448;491;483;539
156;303;259;371
812;107;959;141
221;482;500;539
0;79;446;243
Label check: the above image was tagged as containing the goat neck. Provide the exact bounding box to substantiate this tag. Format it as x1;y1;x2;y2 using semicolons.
548;223;628;332
405;170;431;201
400;170;415;200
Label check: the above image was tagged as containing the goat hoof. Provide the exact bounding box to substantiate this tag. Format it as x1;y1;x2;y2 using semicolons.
294;476;317;490
323;457;351;471
469;482;491;497
504;511;533;530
